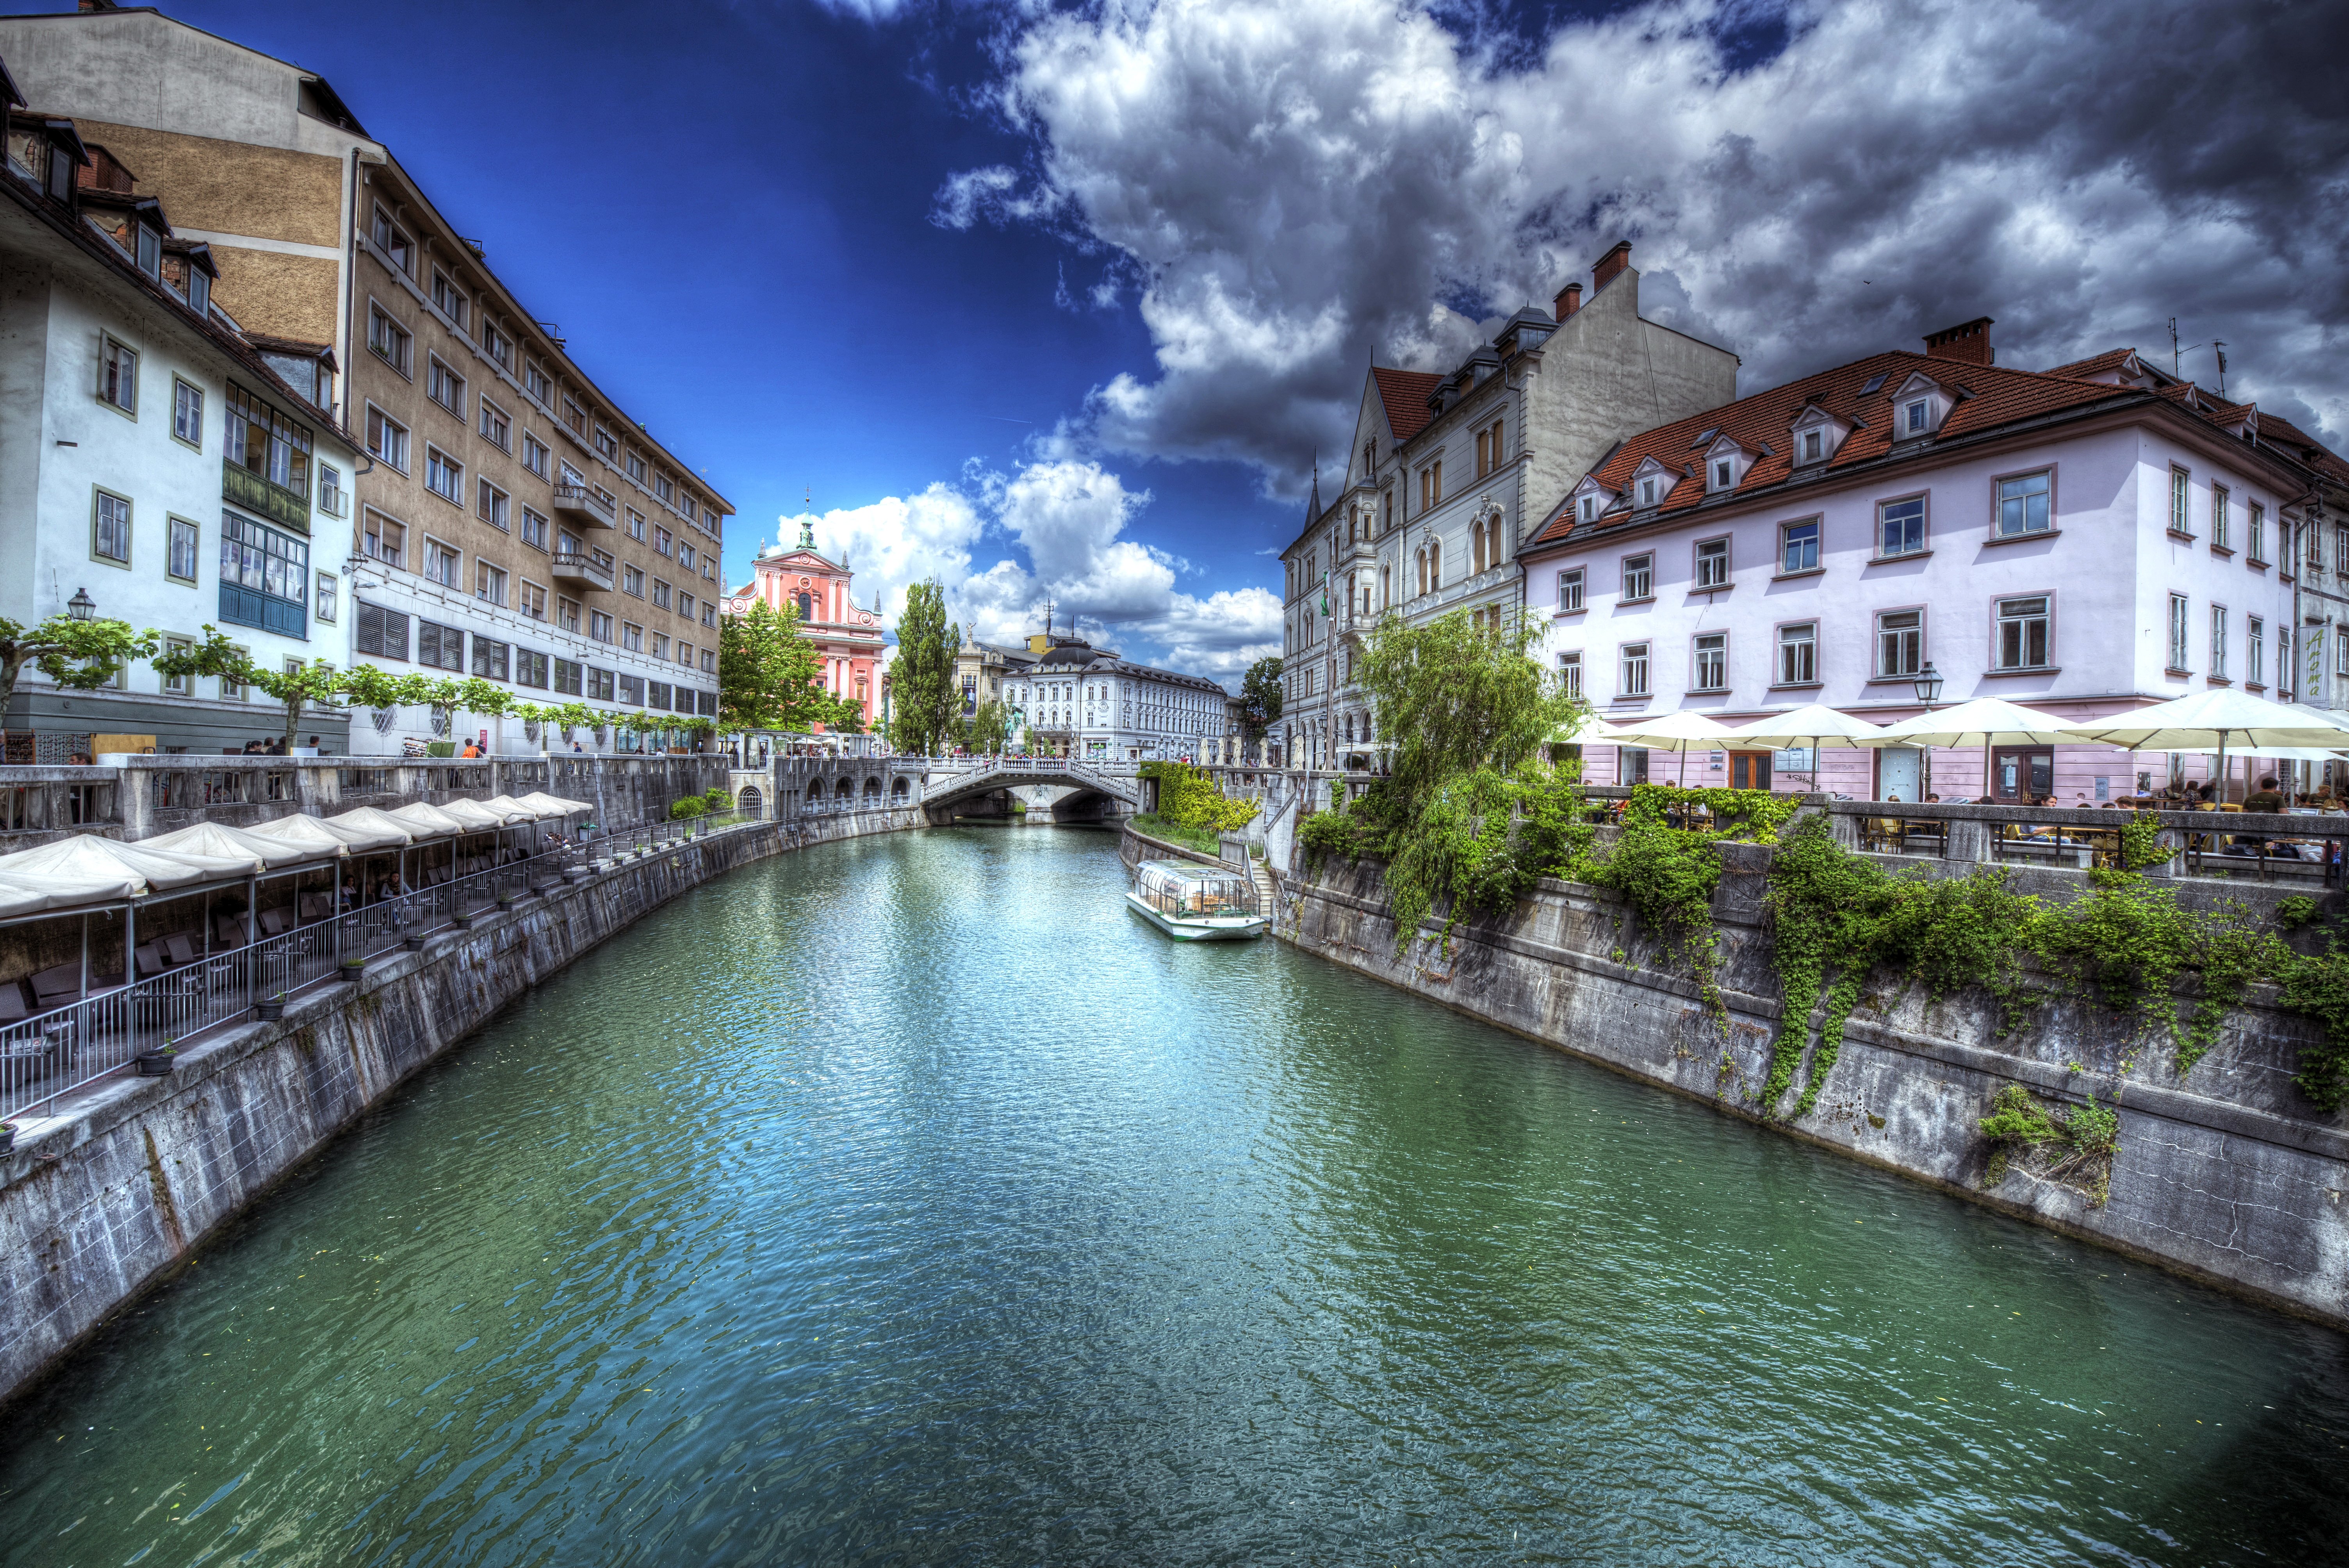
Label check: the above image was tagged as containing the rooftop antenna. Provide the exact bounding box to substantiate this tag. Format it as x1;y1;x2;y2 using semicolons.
2213;340;2228;397
2169;317;2180;377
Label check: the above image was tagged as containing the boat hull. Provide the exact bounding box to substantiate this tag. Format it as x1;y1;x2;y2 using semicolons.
1125;891;1267;941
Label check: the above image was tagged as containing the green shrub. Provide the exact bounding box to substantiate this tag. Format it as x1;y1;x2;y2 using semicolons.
1139;761;1260;833
2276;894;2321;929
668;796;708;820
702;786;733;813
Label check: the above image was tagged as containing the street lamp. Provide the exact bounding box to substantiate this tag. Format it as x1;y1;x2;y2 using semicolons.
66;587;94;622
1910;662;1944;801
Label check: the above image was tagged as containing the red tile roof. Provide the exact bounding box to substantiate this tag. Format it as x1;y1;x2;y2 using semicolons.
1524;349;2141;549
2254;411;2349;488
2042;347;2143;382
1372;367;1443;443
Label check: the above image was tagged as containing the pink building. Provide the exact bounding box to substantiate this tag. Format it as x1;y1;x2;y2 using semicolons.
722;520;886;731
1520;321;2333;803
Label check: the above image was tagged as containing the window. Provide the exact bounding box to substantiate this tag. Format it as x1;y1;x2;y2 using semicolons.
2249;616;2265;686
1780;621;1821;685
677;592;695;621
622;622;644;653
2210;605;2230;678
1557;650;1583;698
2249;502;2267;563
367;406;410;471
100;338;137;413
588;666;615;702
677;641;693;666
1998;596;2052;670
363;510;406;569
618;673;645;705
2168;593;2190;670
370;205;412;273
651;632;670;661
520;507;548;551
1638;476;1661;509
648;680;672;711
1695;538;1729;589
172;379;203;445
1620;642;1650;697
651;579;672;610
626;509;647;542
2171;467;2192;535
557;596;581;633
226;383;313;497
625;451;647;484
702;603;716;629
218;653;247;703
430;269;467;328
93;490;132;564
470;635;509;681
589;609;613;643
524;360;551;403
1693;632;1727;691
1802;429;1823;463
428;356;465;414
518;581;546;620
1878;496;1926;556
702;649;716;674
655;474;674;504
315;570;338;623
2338;525;2349;577
1420;462;1443;510
1475;418;1504;478
423;536;460;588
677;542;697;572
1872;609;1920;678
515;648;549;689
1904;398;1929;434
1781;518;1820;574
356;601;410;660
1622;553;1652;600
622;565;645;597
319;463;344;518
416;618;466;672
480;319;510;368
476;560;508;608
2313;521;2329;572
2338;628;2349;680
135;222;160;277
425;446;463;503
2212;485;2230;550
1995;471;2050;537
593;425;616;459
522;434;549;478
217;512;308;636
1557;568;1584;612
167;515;199;583
654;526;672;558
560;394;586;434
367;305;412;376
161;635;192;697
553;658;584;697
478;395;511;451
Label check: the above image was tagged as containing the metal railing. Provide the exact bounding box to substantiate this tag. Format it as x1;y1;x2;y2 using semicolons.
0;811;772;1121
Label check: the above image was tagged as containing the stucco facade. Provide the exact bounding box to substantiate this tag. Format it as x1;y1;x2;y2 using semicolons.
722;526;886;731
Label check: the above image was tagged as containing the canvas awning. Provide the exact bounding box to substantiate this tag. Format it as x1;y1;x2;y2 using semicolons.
143;820;338;870
0;833;252;903
514;791;593;816
385;803;470;837
478;794;551;822
434;798;513;832
323;806;426;845
248;814;401;855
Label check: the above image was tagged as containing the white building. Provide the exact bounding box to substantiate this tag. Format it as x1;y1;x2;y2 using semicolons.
0;93;363;757
1001;637;1228;762
1278;241;1739;770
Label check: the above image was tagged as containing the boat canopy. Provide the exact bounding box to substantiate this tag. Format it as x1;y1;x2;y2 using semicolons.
1134;858;1255;909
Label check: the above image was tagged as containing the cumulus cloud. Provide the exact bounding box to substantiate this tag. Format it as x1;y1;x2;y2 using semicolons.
772;459;1279;681
946;0;2349;479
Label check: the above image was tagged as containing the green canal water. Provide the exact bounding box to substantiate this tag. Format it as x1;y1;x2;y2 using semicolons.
3;827;2347;1566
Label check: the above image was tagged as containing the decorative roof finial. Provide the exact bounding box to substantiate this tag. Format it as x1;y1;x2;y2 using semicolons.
797;486;815;552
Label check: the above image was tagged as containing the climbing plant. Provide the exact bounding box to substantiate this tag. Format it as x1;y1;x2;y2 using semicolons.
1979;1083;2121;1206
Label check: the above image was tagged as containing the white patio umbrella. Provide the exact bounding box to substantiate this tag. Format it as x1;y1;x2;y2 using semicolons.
514;791;593;818
1718;704;1888;793
434;798;512;832
143;820;336;871
247;814;386;855
322;806;425;845
2060;690;2349;799
1595;710;1739;786
1862;696;2074;801
0;832;250;897
477;794;548;822
387;802;471;836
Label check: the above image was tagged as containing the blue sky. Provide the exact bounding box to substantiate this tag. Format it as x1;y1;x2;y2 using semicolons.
94;0;2349;683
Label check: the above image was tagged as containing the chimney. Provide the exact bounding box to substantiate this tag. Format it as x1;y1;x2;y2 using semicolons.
1552;282;1582;321
1922;316;1995;365
1592;241;1633;293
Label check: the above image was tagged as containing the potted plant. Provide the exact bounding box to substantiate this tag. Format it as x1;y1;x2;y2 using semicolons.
135;1041;178;1077
0;1121;17;1156
341;953;367;979
256;989;287;1022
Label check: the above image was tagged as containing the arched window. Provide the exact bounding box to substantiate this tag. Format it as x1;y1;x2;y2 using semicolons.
1488;517;1505;568
1473;525;1487;575
1381;564;1391;606
1415;549;1426;597
797;592;813;621
1429;539;1442;590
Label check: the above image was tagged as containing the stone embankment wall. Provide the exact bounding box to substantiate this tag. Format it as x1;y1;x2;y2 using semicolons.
0;806;920;1407
1271;848;2349;1329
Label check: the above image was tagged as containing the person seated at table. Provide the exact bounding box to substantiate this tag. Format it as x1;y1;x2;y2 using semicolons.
1925;794;1941;803
2244;776;2285;814
1884;793;1902;804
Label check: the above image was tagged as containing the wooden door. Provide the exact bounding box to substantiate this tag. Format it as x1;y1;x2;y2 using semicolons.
1728;751;1773;791
1992;748;2052;803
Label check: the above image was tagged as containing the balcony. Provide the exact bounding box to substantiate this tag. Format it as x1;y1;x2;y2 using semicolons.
549;551;615;592
551;483;617;529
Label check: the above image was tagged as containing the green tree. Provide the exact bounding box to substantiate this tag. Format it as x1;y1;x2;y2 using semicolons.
1238;655;1283;736
718;599;829;733
886;581;960;756
962;698;1010;755
0;613;160;716
153;627;346;749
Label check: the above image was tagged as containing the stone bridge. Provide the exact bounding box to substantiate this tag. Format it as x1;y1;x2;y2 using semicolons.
920;759;1141;824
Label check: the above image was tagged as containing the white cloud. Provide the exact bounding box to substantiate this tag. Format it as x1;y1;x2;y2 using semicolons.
772;458;1274;683
947;0;2349;478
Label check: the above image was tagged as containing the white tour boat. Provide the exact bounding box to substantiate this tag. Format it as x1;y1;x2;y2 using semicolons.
1126;857;1269;941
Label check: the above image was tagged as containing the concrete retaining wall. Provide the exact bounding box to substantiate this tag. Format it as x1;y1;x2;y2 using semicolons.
0;805;920;1407
1271;848;2349;1329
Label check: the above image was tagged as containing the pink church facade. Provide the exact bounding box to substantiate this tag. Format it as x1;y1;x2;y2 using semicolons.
723;522;886;731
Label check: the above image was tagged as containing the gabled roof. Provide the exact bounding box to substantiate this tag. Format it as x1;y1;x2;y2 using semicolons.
1371;367;1442;443
1526;348;2142;549
2254;412;2349;488
2043;347;2144;382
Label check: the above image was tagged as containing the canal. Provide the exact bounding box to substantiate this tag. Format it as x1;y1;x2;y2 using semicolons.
2;827;2346;1566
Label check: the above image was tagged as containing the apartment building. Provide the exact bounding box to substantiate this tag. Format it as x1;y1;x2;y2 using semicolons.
1001;635;1228;762
1518;319;2323;801
0;4;732;757
1278;241;1739;770
0;84;364;755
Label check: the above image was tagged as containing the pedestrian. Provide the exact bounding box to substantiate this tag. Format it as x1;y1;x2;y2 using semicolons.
2244;775;2285;814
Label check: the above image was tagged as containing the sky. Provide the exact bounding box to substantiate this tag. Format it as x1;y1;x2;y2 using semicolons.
100;0;2349;686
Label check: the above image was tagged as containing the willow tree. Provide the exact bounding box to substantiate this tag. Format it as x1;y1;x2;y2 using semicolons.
886;581;960;757
1349;607;1587;943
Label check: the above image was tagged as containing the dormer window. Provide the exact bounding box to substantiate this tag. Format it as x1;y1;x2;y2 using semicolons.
136;224;160;277
1639;477;1660;508
1802;430;1822;462
1704;437;1754;494
189;266;210;317
1890;373;1952;438
1579;495;1598;523
1904;398;1929;433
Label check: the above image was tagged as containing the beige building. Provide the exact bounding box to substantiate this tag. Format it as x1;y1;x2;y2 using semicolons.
0;3;732;755
1277;241;1739;770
